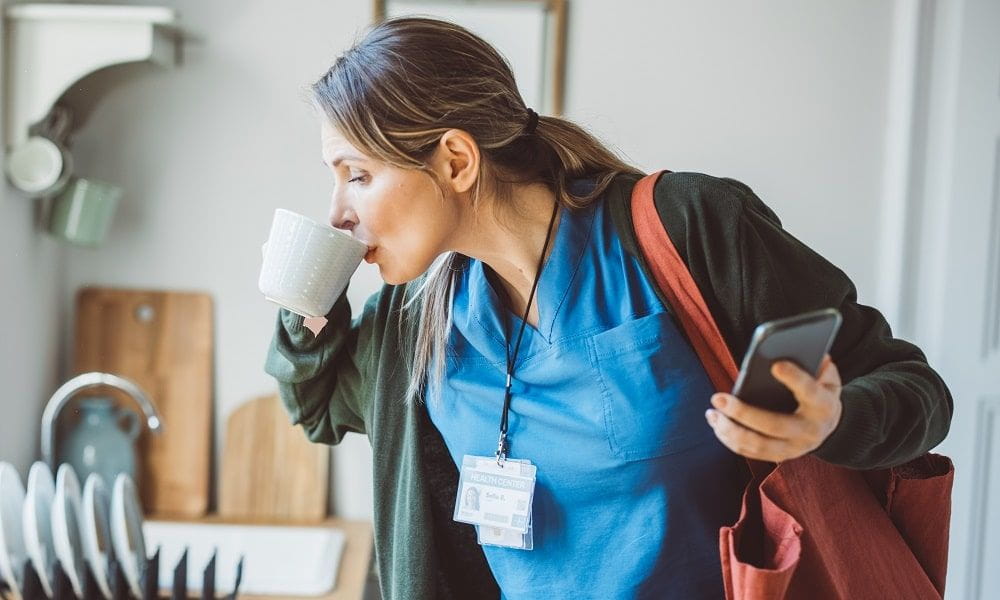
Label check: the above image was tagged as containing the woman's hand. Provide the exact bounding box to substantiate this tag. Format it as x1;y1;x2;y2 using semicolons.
704;354;843;463
304;315;328;337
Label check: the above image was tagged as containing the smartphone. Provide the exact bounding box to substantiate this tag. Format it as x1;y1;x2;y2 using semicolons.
731;308;842;414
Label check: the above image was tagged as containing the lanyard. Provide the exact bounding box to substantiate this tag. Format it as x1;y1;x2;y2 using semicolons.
495;201;560;466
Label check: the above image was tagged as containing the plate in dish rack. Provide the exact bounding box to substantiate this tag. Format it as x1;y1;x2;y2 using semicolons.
0;463;27;600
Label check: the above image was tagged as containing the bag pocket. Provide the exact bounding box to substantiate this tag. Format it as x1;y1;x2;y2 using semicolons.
587;311;717;461
720;483;802;600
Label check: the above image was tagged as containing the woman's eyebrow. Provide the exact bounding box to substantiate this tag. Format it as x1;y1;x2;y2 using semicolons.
324;153;365;168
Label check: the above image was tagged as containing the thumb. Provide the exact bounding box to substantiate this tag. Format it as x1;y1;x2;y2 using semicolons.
817;354;841;387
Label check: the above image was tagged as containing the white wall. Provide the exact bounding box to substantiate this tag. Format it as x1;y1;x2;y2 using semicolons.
0;0;68;481
569;0;893;299
9;0;898;521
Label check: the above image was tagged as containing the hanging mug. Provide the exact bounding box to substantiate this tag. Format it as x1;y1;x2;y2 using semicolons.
3;135;73;198
48;178;122;247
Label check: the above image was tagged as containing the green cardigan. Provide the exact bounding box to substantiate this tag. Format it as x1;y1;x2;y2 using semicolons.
264;171;953;599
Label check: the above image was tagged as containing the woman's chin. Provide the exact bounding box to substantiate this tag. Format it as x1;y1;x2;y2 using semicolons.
372;253;439;286
375;262;403;285
379;263;426;286
381;272;402;285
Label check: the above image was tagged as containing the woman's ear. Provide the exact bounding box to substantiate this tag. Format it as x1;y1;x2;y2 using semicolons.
433;129;479;194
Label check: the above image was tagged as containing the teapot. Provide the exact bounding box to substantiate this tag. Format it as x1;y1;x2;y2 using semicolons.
57;395;142;488
42;372;163;490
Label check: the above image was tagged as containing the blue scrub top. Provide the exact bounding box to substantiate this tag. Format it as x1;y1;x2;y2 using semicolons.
425;180;744;599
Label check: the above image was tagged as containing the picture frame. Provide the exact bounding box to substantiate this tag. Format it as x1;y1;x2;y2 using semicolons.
372;0;568;116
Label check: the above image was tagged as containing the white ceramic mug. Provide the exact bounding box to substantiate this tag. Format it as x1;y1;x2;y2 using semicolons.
258;209;368;318
4;135;73;198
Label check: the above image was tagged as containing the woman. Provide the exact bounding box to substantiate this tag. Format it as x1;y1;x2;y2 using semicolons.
265;17;952;599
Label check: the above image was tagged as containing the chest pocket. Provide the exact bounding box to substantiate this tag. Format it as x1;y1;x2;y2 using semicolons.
587;311;718;462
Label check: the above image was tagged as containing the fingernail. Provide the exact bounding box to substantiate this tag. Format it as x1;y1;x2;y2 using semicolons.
705;409;717;424
711;394;727;409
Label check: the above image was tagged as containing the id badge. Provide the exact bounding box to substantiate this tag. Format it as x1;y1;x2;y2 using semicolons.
477;513;534;550
453;455;536;534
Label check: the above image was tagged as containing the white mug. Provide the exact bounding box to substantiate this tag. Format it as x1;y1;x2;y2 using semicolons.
4;135;73;198
258;209;368;318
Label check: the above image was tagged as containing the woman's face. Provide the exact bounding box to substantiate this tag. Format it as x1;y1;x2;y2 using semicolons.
320;120;464;285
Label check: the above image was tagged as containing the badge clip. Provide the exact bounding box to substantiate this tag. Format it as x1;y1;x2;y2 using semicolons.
495;431;508;467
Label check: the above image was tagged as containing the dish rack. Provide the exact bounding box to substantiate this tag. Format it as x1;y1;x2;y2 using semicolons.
2;548;244;600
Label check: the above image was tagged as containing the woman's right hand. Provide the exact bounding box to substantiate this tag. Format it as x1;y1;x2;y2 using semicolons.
304;315;328;336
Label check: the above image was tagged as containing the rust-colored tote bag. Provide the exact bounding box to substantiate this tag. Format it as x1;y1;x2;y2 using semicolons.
631;171;955;599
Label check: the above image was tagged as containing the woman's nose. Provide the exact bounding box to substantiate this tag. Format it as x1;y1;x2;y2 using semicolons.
328;192;356;231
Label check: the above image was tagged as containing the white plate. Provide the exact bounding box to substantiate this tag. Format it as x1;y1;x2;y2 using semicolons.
110;474;145;599
0;463;26;600
21;462;55;598
52;465;86;598
81;474;112;599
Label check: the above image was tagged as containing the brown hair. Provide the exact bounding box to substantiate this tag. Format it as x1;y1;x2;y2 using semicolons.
310;16;642;404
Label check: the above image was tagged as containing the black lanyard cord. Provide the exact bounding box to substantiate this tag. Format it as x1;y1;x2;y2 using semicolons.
496;200;560;465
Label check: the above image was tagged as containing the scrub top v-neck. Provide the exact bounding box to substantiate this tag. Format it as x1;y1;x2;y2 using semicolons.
425;179;744;599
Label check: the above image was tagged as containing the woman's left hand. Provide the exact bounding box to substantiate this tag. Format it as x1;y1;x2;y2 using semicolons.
704;354;843;463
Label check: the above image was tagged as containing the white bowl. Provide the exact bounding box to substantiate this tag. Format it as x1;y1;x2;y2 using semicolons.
21;462;55;598
0;463;27;600
51;465;86;598
81;474;112;599
258;208;368;318
110;474;145;599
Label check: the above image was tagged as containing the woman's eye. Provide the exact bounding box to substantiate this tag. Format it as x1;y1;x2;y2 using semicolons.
348;173;369;184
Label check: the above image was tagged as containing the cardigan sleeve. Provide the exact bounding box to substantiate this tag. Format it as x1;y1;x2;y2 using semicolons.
263;288;379;444
729;177;953;469
652;172;953;470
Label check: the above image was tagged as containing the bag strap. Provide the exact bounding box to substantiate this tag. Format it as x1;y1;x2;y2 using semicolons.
630;170;771;478
630;171;740;390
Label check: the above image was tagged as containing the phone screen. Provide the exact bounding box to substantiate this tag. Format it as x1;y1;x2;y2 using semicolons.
731;308;842;413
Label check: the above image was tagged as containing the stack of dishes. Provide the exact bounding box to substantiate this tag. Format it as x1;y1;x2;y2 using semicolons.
0;462;147;600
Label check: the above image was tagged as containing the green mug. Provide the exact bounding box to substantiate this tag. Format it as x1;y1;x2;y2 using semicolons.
48;177;122;247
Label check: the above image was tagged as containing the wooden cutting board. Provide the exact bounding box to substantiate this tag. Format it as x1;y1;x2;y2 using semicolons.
74;287;213;517
219;394;329;522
